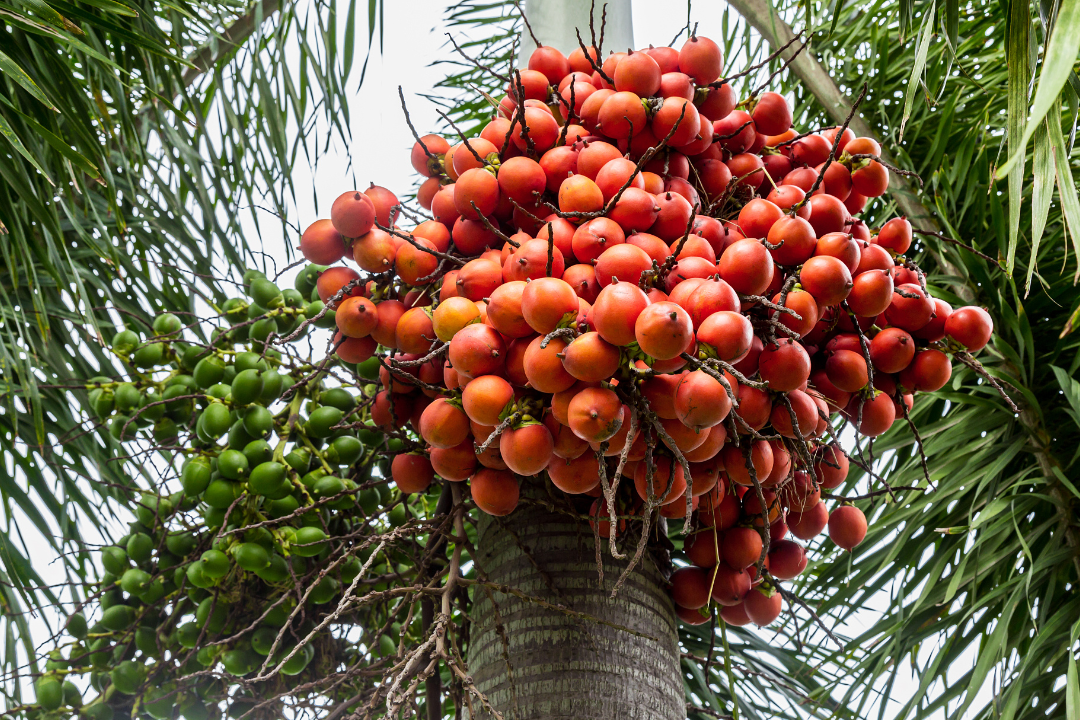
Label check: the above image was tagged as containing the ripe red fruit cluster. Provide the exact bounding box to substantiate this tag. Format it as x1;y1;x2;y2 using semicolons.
298;35;994;629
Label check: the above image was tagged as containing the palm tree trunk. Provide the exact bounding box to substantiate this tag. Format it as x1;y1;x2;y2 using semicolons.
469;477;684;720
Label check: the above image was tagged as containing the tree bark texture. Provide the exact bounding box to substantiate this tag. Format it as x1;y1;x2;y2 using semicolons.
468;479;684;720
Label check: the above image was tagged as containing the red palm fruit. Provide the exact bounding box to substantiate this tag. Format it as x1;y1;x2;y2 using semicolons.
392;454;434;494
659;70;694;99
709;564;751;606
870;327;915;373
579;88;615;130
759;339;811;392
663;256;716;293
736;385;773;430
451;138;498;177
847;269;894;317
913;298;952;341
335;296;378;338
592;281;650;346
743;588;783;626
448;323;506;378
336;335;377;364
461;375;514;427
563;263;600;303
567;43;600;74
498;156;547;204
766;215;817;266
597;243;653;289
821;125;856;156
769;389;818;439
568;387;624;442
545;412;590;459
365;299;402;349
528;45;569;83
504;336;533;387
685;425;727;463
559;81;596;118
801;256;854;309
547;451;600;493
844;191;868;214
650;191;694;241
851;159;889;196
732;335;764;377
717;602;750;626
788;502;828;540
686;529;720;567
781;166;817;191
806;193;851;236
432;296;481;342
885;283;934;331
414;219;451;252
899;349;952;392
419;399;470;449
675;370;734;430
430;440;478;482
721;440;774;486
577;141;622;180
316;266;363;304
363;184;399;227
701;488;741;530
751;92;792;135
945;306;993;352
614;49;662;96
480;116;513;153
561;332;621;382
671;567;711;610
330;191;376;238
855;241;893;273
652;97;701;147
812;161;852;200
571;217;625;263
697;81;736;120
828;505;867;550
678;35;722;83
625;231;670;265
300;219;347;264
815;444;849;489
511;107;560;152
596;91;647;139
851;391;896;436
395;238;439;287
660;416;709;453
634;455;687;504
470;468;520;516
769;540;808;580
675;278;740;329
411;133;450;176
699;159;733;197
641;45;678;73
486;281;531;338
717;238;775;295
762;440;792;487
558;174;604;215
767;185;811;221
395;307;435;354
875;216;913;254
431;184;460;225
595;157;644;201
507;239;566;281
553;381;597;425
640;370;681;419
539;145;579;192
500;423;554;476
608;187;661;232
454;168;499;220
723;526;763;570
536;216;577;259
790;133;832;166
688;456;723;496
738;198;784;240
521;277;579;335
635;301;694;361
714;110;756;153
771;289;820;338
814;231;861;272
523;336;575;393
826;349;869;392
783;470;821;512
352;227;398;272
592;408;637;457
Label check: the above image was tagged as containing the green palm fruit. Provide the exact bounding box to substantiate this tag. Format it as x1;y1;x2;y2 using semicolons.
181;457;212;496
291;527;327;557
231;543;270;572
216;449;249;480
203;480;243;509
111;329;141;355
101;546;130;575
110;660;146;694
100;604;135;632
35;677;63;709
132;342;166;368
166;531;196;557
114;383;141;412
242;405;273;438
305;406;343;439
119;568;151;596
193;356;226;388
152;313;182;336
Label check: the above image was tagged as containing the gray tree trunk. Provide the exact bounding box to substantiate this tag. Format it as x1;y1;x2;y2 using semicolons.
469;478;684;720
516;0;633;67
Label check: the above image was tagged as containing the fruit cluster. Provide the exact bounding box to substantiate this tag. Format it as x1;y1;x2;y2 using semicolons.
299;35;993;628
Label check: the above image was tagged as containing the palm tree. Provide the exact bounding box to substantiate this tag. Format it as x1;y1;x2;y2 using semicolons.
0;0;366;671
434;0;1080;717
